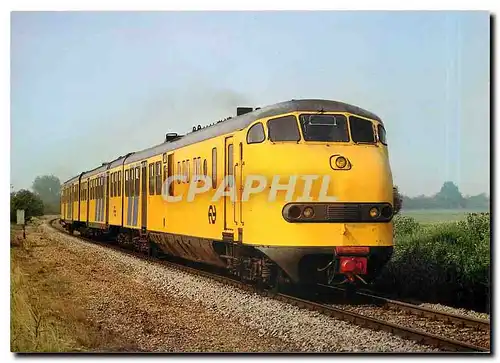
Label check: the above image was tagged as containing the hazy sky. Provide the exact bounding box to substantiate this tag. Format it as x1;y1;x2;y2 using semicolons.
11;11;490;197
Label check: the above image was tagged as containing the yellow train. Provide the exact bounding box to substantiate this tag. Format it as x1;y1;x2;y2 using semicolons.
61;99;394;287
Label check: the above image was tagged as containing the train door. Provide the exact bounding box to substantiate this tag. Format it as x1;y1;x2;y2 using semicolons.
141;161;147;229
224;136;235;231
105;172;110;225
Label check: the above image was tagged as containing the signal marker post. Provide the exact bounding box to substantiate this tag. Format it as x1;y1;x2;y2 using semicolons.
16;209;25;239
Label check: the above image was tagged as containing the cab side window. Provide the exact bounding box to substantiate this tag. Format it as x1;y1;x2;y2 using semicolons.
247;122;265;144
268;115;300;142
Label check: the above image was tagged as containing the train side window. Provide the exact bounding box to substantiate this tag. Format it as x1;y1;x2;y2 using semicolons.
228;144;234;188
268;115;300;142
115;173;118;197
212;148;217;189
135;167;140;197
203;159;207;177
155;161;162;195
131;168;136;197
117;171;122;197
177;161;181;184
377;124;387;145
149;164;155;195
111;173;115;197
350;115;375;143
186;159;190;183
125;170;129;197
182;161;186;183
163;165;167;184
193;157;197;181
247;122;265;144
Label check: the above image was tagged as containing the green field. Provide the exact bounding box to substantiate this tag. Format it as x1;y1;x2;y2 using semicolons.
400;209;489;224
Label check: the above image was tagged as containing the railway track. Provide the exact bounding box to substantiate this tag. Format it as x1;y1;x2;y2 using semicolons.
48;218;490;353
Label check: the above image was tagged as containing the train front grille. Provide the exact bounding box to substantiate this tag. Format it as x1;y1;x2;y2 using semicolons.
325;204;361;222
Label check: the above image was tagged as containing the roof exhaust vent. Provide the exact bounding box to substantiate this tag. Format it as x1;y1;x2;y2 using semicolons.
237;107;253;116
165;132;182;142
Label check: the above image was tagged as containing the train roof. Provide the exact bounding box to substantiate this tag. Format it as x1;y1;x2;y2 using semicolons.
125;99;382;164
62;99;382;184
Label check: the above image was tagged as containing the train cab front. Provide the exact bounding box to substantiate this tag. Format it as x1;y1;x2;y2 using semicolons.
250;107;395;287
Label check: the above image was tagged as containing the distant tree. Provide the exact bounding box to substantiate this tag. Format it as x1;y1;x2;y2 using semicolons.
393;186;403;215
435;181;465;209
10;189;44;223
464;193;490;210
32;175;61;213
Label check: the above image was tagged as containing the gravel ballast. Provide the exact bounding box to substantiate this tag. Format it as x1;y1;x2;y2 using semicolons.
42;222;443;352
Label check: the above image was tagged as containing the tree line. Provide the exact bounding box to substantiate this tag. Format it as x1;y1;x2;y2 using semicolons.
10;175;61;222
396;181;490;211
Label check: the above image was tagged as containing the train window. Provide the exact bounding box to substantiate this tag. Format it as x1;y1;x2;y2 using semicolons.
118;171;122;197
155;161;162;195
247;122;265;144
350;116;375;143
182;161;186;183
227;144;234;188
193;157;197;181
110;173;114;197
299;114;349;142
203;159;207;177
163;165;167;184
131;168;136;197
212;148;217;189
149;164;155;195
186;160;190;183
135;167;140;197
268;116;300;142
197;157;201;181
177;162;181;184
125;170;129;197
378;124;387;145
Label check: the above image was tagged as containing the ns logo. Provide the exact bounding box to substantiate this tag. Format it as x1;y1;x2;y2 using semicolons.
208;205;217;224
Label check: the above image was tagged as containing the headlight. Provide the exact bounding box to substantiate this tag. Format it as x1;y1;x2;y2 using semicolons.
335;156;347;169
302;207;315;218
369;207;380;218
288;206;301;219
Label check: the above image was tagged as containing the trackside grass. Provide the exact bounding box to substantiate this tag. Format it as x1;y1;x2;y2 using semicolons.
373;213;490;312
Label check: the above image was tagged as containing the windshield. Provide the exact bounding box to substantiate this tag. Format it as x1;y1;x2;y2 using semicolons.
349;115;376;143
299;114;349;142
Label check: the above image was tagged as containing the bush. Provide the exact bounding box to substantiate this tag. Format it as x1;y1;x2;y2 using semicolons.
374;213;490;312
10;190;44;223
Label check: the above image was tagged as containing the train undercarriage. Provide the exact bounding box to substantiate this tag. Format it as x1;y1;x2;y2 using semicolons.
60;220;393;289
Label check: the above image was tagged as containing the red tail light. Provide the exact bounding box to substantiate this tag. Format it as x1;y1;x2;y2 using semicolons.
339;257;367;274
335;246;370;255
